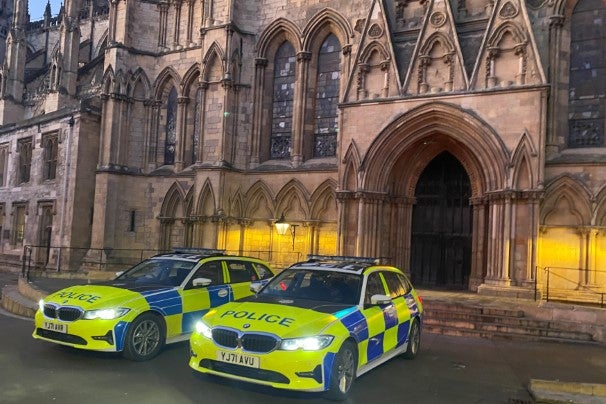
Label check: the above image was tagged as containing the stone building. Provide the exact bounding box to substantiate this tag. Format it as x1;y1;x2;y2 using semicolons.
0;0;604;300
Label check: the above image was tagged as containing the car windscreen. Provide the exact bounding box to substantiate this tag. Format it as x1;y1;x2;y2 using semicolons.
116;258;196;286
260;268;362;305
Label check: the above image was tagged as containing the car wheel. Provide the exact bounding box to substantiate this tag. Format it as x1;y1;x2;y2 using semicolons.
123;312;165;361
403;318;420;360
325;341;357;401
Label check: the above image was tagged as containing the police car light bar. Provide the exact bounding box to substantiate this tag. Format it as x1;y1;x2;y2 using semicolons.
306;255;379;265
172;247;227;255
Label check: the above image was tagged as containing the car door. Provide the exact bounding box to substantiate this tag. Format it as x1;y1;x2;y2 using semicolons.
224;259;261;300
179;259;230;335
380;271;413;352
360;271;391;364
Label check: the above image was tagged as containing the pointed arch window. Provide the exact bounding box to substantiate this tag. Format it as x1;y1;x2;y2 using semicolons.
313;34;341;157
270;42;296;159
568;0;605;147
165;87;178;165
42;133;58;180
18;138;32;184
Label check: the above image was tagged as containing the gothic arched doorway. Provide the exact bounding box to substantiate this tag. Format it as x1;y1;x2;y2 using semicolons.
410;152;472;289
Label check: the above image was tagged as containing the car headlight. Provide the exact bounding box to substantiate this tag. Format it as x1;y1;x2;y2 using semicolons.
195;321;213;338
38;299;45;312
83;308;130;320
280;335;334;351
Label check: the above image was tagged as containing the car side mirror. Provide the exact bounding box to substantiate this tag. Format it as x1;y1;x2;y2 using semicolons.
250;282;263;294
192;277;213;287
370;294;392;306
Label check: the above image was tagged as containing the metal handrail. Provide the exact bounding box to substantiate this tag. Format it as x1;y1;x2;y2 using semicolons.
537;266;606;308
20;245;302;276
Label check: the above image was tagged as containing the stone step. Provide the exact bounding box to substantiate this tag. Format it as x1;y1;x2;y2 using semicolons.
423;302;596;343
423;317;594;342
424;301;526;318
424;324;597;345
1;284;38;318
426;309;560;330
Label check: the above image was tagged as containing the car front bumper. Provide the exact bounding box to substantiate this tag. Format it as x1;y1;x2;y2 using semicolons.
189;332;340;392
32;310;129;352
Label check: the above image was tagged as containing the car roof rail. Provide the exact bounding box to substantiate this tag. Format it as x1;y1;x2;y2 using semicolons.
170;247;227;256
305;254;379;265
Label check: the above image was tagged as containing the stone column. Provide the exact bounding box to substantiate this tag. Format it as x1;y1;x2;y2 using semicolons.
469;197;486;290
588;229;598;285
239;219;252;257
173;0;183;49
250;58;267;167
291;51;311;167
146;101;162;170
186;0;194;46
304;221;319;255
196;82;208;164
392;196;415;272
484;195;509;286
175;96;189;171
158;2;169;50
502;191;513;283
546;15;564;156
356;191;386;258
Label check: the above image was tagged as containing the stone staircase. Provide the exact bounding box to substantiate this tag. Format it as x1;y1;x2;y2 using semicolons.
423;299;597;344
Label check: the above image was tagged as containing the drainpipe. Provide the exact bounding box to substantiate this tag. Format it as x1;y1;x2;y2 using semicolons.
56;115;75;271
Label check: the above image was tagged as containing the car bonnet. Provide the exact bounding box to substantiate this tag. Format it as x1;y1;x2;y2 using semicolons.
204;299;356;338
43;284;149;310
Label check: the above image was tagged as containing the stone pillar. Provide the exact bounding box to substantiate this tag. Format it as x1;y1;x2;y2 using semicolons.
59;0;82;98
392;196;415;272
250;58;267;167
239;219;252;257
99;91;127;167
108;0;118;44
588;229;598;285
173;0;183;49
469;197;486;290
291;51;311;167
220;78;233;165
175;96;189;171
196;82;208;164
147;101;162;169
502;192;512;283
546;15;564;156
304;221;319;255
484;195;510;286
158;2;169;50
0;0;27;124
186;0;194;46
356;191;386;258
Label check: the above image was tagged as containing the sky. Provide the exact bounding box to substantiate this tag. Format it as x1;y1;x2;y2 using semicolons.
29;0;63;21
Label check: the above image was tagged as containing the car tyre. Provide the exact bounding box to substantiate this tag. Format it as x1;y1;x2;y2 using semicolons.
325;341;357;401
123;312;165;361
402;318;420;360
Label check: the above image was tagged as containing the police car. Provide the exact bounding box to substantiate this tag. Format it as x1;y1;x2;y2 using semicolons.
33;249;275;361
189;255;423;400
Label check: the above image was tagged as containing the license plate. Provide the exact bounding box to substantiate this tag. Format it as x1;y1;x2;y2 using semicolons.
43;321;68;333
217;350;259;368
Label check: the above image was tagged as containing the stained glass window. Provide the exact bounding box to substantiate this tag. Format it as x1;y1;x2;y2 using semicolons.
165;87;177;165
313;35;341;157
568;0;605;147
271;42;296;159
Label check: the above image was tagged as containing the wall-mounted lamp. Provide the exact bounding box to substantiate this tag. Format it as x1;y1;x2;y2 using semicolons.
275;213;298;251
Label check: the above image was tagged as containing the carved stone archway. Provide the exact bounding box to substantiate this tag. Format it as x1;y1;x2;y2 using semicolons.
340;102;511;291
